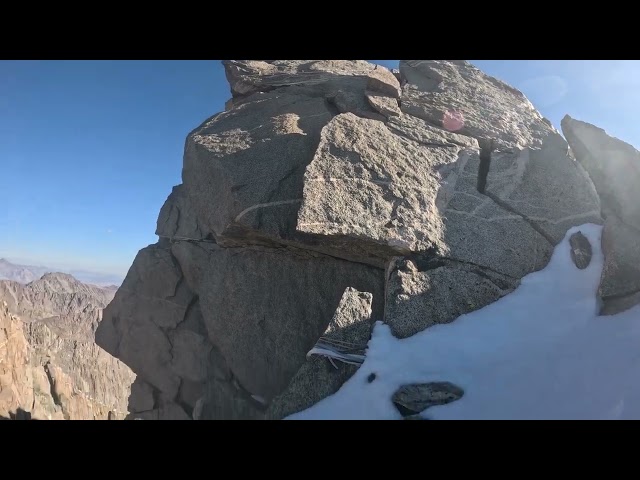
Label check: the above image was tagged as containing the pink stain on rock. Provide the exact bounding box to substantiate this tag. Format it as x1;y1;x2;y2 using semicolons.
443;109;465;132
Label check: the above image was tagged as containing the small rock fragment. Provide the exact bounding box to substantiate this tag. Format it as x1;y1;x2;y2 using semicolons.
392;381;464;416
569;231;592;270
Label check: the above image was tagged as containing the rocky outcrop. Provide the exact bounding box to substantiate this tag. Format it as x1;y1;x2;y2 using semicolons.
561;116;640;314
598;216;640;314
223;60;400;101
98;240;383;419
0;274;134;419
561;116;640;226
0;301;49;419
97;60;602;419
400;60;548;149
385;257;517;338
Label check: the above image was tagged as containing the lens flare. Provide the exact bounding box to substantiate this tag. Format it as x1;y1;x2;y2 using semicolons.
443;109;464;132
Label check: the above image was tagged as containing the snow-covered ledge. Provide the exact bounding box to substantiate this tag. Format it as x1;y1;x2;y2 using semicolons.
290;224;640;420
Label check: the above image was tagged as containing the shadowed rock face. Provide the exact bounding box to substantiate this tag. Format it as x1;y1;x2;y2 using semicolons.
97;60;602;419
0;273;134;420
562;115;640;314
266;287;373;420
561;116;640;227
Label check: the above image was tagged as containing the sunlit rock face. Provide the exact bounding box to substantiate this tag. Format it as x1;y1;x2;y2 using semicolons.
97;60;601;419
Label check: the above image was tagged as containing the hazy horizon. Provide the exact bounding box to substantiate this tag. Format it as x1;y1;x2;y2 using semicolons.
0;254;127;277
3;59;640;279
0;256;124;286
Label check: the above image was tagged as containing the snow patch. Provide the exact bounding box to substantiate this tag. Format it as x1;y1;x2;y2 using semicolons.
289;224;640;420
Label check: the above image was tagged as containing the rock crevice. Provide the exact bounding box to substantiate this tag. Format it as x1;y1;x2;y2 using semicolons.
43;362;66;418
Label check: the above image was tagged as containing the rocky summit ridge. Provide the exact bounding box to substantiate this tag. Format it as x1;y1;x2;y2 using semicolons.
94;60;636;420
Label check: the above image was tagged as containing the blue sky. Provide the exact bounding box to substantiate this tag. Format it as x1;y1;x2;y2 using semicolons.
2;60;639;280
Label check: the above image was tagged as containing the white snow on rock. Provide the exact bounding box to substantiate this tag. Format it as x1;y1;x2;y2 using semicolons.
289;223;640;420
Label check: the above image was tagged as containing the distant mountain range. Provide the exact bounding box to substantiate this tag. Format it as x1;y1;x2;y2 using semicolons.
0;258;122;287
0;271;134;419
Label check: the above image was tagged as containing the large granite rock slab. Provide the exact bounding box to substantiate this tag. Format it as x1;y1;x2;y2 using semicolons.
484;132;601;243
297;111;556;278
156;184;208;241
183;93;332;245
296;113;451;259
170;241;384;401
96;245;193;400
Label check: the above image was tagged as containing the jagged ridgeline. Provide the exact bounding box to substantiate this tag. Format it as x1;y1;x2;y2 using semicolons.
0;274;134;420
96;60;606;420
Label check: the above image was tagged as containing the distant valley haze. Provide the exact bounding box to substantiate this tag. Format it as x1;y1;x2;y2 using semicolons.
0;258;122;287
